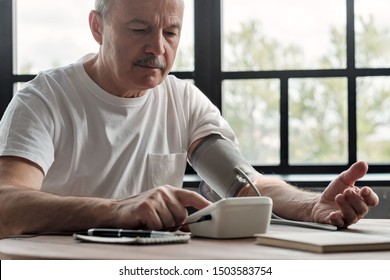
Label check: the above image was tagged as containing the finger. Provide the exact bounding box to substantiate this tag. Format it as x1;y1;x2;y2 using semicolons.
149;186;188;230
138;189;174;230
161;189;211;231
175;188;211;210
335;193;359;226
141;205;164;230
168;189;212;230
155;204;181;230
360;187;380;207
340;161;368;186
325;210;345;228
343;188;369;217
163;198;189;230
116;197;163;230
180;224;191;232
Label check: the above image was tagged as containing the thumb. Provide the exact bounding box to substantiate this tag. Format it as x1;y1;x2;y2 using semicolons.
340;161;368;186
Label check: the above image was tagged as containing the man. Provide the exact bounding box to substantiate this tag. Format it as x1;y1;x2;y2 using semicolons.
0;0;378;237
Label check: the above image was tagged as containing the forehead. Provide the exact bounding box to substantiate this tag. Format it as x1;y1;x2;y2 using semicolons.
112;0;184;26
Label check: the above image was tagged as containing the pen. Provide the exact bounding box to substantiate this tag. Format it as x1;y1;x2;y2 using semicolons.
87;228;176;238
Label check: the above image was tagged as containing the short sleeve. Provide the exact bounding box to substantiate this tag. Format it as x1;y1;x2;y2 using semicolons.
0;91;55;174
186;83;237;145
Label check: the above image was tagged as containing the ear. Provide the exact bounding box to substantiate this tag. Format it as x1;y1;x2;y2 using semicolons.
89;10;104;45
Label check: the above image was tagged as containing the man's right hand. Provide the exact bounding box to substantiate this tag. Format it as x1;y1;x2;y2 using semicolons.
111;185;211;231
0;156;211;236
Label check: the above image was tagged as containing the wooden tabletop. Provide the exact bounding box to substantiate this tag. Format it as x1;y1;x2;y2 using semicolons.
1;219;390;260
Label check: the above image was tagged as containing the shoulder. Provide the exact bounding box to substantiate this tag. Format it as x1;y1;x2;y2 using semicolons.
160;75;193;92
32;62;79;87
17;62;83;102
158;75;209;102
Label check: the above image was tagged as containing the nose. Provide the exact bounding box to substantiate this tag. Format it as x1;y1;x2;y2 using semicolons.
145;30;166;56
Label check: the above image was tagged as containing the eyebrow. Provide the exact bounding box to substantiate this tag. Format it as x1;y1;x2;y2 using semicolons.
124;18;182;30
124;18;149;26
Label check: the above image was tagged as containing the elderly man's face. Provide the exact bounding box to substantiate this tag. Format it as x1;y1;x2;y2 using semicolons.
98;0;184;94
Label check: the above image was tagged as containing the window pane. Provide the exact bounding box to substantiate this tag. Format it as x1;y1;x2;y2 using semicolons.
289;78;348;164
15;0;194;74
357;77;390;163
355;0;390;68
222;0;346;71
222;79;280;165
171;0;194;72
15;0;97;74
13;83;26;95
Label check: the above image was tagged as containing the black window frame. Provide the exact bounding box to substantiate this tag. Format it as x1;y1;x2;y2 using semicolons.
1;0;389;186
190;0;390;179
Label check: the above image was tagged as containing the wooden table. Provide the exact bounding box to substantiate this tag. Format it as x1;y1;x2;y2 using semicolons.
1;219;390;260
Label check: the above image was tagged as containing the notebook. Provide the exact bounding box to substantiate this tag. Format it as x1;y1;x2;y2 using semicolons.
255;231;390;253
73;233;191;245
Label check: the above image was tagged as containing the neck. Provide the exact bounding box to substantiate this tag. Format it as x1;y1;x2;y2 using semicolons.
82;54;148;98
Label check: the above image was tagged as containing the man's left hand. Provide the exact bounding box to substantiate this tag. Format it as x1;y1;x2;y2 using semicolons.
311;161;379;228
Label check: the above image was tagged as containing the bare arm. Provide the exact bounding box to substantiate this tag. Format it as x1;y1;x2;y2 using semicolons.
237;161;379;227
0;156;118;236
237;176;318;221
190;137;379;228
0;156;210;237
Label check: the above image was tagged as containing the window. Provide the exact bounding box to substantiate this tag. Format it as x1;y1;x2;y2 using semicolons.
15;0;98;74
355;0;390;68
1;0;389;177
222;0;346;71
357;76;390;163
217;0;390;173
14;0;194;74
288;77;348;165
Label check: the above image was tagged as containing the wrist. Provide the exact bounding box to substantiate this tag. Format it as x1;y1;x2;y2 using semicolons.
236;177;263;197
236;184;251;197
90;198;118;228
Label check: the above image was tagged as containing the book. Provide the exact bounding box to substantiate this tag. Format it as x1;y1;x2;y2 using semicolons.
255;231;390;253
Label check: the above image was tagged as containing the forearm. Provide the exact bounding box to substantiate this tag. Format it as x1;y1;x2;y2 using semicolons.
0;184;116;237
238;177;319;222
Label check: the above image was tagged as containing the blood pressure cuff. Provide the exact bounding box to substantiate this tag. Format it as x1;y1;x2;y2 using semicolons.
190;135;262;199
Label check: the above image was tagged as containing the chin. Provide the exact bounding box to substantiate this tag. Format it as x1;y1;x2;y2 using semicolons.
129;79;159;92
140;74;166;88
128;68;168;89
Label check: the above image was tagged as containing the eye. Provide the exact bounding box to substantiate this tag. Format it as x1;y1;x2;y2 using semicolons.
132;28;147;33
165;31;177;37
164;28;180;38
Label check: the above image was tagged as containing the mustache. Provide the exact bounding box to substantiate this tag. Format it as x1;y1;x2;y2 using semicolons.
134;56;167;69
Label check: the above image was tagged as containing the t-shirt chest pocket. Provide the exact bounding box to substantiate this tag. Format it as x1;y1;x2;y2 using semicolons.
147;152;188;189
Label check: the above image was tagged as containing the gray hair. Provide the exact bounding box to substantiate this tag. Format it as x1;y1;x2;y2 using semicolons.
94;0;114;21
95;0;185;21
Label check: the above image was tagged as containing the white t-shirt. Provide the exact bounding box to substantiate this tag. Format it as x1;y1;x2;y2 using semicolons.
0;58;236;199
